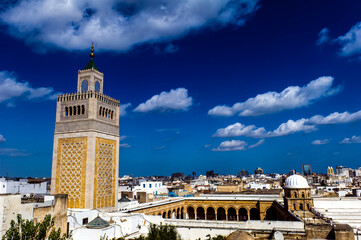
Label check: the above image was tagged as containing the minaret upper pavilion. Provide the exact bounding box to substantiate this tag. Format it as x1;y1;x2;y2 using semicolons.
51;44;120;210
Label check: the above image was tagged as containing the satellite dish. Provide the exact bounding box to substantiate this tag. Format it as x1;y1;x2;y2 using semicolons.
273;231;284;240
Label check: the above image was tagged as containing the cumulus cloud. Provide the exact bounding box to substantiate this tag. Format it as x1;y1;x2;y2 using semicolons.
214;109;361;139
119;103;131;117
212;140;247;151
134;88;192;112
248;139;264;148
214;119;315;138
309;110;361;125
340;136;361;144
0;148;31;157
208;76;340;117
0;0;259;52
312;139;329;145
119;143;131;148
0;135;6;143
0;70;56;104
336;22;361;57
317;28;330;45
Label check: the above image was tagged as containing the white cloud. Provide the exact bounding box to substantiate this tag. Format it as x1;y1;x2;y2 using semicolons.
119;103;131;117
119;143;131;148
0;135;6;143
134;88;192;112
0;148;31;157
214;109;361;139
0;70;55;104
213;119;315;138
154;145;166;150
119;135;127;141
340;136;361;144
212;140;247;151
204;144;211;148
309;110;361;125
317;28;330;45
336;22;361;57
312;139;329;145
249;139;264;148
208;76;340;117
0;0;259;52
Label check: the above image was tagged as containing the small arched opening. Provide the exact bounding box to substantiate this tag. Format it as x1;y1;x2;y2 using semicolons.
167;210;171;219
69;107;72;116
293;192;298;198
65;107;68;116
176;208;180;219
265;207;277;220
299;203;304;210
228;207;237;221
239;208;248;221
99;107;102;116
162;212;166;218
187;207;195;220
217;207;226;221
82;105;85;114
181;207;184;219
206;207;216;220
197;207;205;220
250;208;260;220
73;106;76;115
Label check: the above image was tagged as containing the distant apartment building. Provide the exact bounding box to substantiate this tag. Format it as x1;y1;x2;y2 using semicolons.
254;167;264;175
0;178;47;195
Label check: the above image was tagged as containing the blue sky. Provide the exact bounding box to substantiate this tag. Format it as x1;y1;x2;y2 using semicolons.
1;0;361;177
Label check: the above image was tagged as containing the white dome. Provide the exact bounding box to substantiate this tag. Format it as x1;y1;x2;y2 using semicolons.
284;174;310;189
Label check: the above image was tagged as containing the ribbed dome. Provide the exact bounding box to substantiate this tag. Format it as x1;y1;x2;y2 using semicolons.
284;175;310;189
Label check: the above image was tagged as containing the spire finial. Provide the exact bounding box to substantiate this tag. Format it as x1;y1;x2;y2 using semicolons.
90;42;94;59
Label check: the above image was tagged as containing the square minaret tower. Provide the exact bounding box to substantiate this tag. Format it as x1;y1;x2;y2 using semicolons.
51;45;120;210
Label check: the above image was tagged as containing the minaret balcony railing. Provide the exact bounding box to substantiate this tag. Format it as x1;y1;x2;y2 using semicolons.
57;91;120;107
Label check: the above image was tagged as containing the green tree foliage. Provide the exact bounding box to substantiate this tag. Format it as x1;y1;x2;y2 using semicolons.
2;214;66;240
134;224;181;240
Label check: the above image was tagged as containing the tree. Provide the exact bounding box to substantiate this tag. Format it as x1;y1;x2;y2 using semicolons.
2;214;67;240
134;224;181;240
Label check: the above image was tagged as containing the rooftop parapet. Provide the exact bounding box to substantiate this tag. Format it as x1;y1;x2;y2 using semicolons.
57;91;120;107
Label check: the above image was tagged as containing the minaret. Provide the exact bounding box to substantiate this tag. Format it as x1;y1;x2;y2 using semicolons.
51;44;120;211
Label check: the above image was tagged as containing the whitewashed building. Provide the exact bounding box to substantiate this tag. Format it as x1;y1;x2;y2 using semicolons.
0;178;47;195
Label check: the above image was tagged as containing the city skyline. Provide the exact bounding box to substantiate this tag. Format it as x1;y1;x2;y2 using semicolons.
1;0;361;177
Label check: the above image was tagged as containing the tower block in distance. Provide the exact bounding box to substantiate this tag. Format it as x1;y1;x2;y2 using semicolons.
51;45;120;210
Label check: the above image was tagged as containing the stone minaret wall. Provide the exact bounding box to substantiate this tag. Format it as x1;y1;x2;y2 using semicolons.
51;67;119;211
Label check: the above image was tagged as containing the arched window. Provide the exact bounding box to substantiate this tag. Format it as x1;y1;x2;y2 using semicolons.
111;111;114;119
293;204;297;210
73;106;77;115
69;107;72;116
82;105;85;114
105;109;108;118
95;81;100;92
65;107;68;116
302;192;305;198
294;192;298;198
81;80;88;92
77;106;80;115
299;203;304;210
99;107;102;115
102;108;105;116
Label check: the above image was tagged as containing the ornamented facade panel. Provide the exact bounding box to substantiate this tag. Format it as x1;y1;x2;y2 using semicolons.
55;137;87;208
94;137;117;209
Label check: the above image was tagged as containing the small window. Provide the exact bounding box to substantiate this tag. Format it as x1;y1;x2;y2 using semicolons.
82;105;85;114
95;81;100;92
82;218;88;225
149;184;152;188
81;80;88;92
143;184;145;188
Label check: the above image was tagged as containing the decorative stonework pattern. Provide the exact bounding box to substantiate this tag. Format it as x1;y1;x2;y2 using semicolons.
94;138;116;209
55;137;87;208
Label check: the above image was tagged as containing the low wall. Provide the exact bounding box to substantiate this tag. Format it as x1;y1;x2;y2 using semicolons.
164;219;305;240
